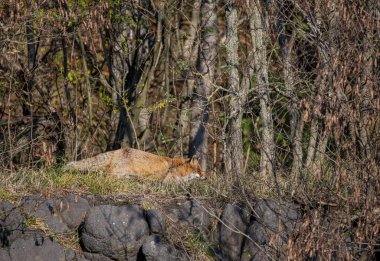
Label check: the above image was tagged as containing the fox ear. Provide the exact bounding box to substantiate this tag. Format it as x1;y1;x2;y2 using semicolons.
190;155;199;165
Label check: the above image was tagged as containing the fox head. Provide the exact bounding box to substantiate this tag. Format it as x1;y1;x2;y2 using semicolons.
170;156;204;182
184;156;204;181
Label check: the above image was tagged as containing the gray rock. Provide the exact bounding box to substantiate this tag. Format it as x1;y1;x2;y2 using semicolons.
146;209;165;234
59;195;91;229
0;202;25;247
241;199;301;261
9;233;67;261
218;203;249;261
0;248;10;260
167;200;210;229
65;249;76;261
19;196;40;214
21;195;90;233
83;252;113;261
253;199;300;232
65;248;89;261
240;222;268;261
80;204;149;260
142;235;187;261
35;198;70;233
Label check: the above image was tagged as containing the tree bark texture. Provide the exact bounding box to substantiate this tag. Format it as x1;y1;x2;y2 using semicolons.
189;0;217;172
112;4;151;150
224;2;245;176
180;0;201;150
277;4;303;179
249;0;275;177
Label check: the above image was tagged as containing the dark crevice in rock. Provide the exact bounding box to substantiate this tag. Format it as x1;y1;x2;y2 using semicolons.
136;246;147;261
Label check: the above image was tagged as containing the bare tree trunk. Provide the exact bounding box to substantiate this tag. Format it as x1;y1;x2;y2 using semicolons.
311;0;340;172
112;5;152;150
288;80;304;176
290;0;324;170
277;7;304;178
305;119;318;167
111;33;133;150
77;33;93;130
183;0;201;62
61;37;78;159
224;2;245;176
108;8;132;150
180;0;201;150
98;28;119;152
359;11;375;159
133;5;163;148
159;9;171;129
305;69;329;171
313;130;329;176
249;0;275;177
22;1;38;117
296;0;332;172
189;0;217;172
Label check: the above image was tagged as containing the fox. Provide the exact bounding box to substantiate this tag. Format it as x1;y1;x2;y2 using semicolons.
64;148;204;182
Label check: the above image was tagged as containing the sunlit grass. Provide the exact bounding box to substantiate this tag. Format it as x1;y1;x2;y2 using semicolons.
0;166;127;198
0;163;361;208
0;165;296;202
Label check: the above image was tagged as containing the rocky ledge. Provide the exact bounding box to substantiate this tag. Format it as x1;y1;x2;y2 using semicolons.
0;195;302;260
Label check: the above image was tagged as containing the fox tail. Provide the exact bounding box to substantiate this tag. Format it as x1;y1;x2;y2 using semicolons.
64;151;115;172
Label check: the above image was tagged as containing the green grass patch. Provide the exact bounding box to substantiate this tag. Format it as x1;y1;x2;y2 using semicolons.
184;231;217;260
0;166;127;197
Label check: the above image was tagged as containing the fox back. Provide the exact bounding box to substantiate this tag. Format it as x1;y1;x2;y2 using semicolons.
65;148;203;182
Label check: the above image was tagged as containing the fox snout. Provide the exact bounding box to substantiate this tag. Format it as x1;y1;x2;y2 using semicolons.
181;172;205;181
193;173;206;181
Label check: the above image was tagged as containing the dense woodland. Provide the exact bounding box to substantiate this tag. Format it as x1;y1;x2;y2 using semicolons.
0;0;379;258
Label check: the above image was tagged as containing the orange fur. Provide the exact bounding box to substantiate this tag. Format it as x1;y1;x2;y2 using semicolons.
65;148;203;182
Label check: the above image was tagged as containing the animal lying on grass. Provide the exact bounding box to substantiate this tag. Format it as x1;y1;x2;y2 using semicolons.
65;148;204;182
